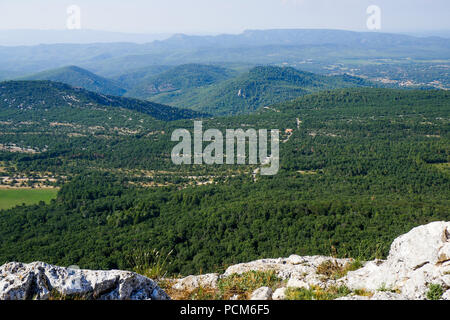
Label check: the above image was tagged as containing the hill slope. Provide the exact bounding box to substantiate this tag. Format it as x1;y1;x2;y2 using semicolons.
148;66;378;115
124;64;234;99
19;66;127;96
113;65;171;89
0;80;203;121
0;81;206;177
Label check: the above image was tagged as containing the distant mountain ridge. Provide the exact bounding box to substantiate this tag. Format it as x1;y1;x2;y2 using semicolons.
158;28;450;49
0;29;171;46
19;66;127;96
0;29;447;75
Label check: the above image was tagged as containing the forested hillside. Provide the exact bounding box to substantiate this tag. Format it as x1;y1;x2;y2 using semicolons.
113;65;171;89
19;66;127;96
124;64;234;99
0;88;448;275
0;81;203;121
148;66;378;115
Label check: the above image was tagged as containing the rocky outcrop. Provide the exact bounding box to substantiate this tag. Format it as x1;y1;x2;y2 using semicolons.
2;221;449;300
224;255;353;291
341;221;450;300
0;262;169;300
166;221;450;300
224;255;351;282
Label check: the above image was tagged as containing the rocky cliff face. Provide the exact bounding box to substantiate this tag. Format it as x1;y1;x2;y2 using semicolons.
1;221;449;300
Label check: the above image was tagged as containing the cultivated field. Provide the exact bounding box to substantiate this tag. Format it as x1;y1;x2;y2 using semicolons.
0;189;58;210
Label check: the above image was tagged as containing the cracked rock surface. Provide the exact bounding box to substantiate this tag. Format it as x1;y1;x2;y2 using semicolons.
0;262;170;300
340;221;450;300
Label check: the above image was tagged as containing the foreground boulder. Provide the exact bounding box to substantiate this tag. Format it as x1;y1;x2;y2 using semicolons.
250;287;273;300
341;221;450;300
0;262;169;300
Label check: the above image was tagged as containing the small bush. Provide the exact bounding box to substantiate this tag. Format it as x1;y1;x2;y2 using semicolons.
316;260;343;278
426;284;444;300
48;290;87;300
346;259;364;272
189;286;218;300
353;288;373;297
217;270;282;300
286;285;351;300
127;247;173;280
165;270;282;300
378;283;400;293
316;259;363;280
285;287;315;300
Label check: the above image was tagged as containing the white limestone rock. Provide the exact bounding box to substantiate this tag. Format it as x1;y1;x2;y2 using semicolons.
335;295;370;300
389;221;450;268
224;256;351;281
250;287;273;300
442;290;450;300
370;292;407;300
438;242;450;264
343;221;450;300
337;291;407;300
172;273;219;291
287;278;308;289
0;262;169;300
272;287;287;300
286;255;304;265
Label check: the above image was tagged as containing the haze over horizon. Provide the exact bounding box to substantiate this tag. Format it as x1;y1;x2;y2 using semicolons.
0;0;449;34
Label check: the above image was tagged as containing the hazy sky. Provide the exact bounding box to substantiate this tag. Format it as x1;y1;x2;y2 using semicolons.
0;0;449;34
